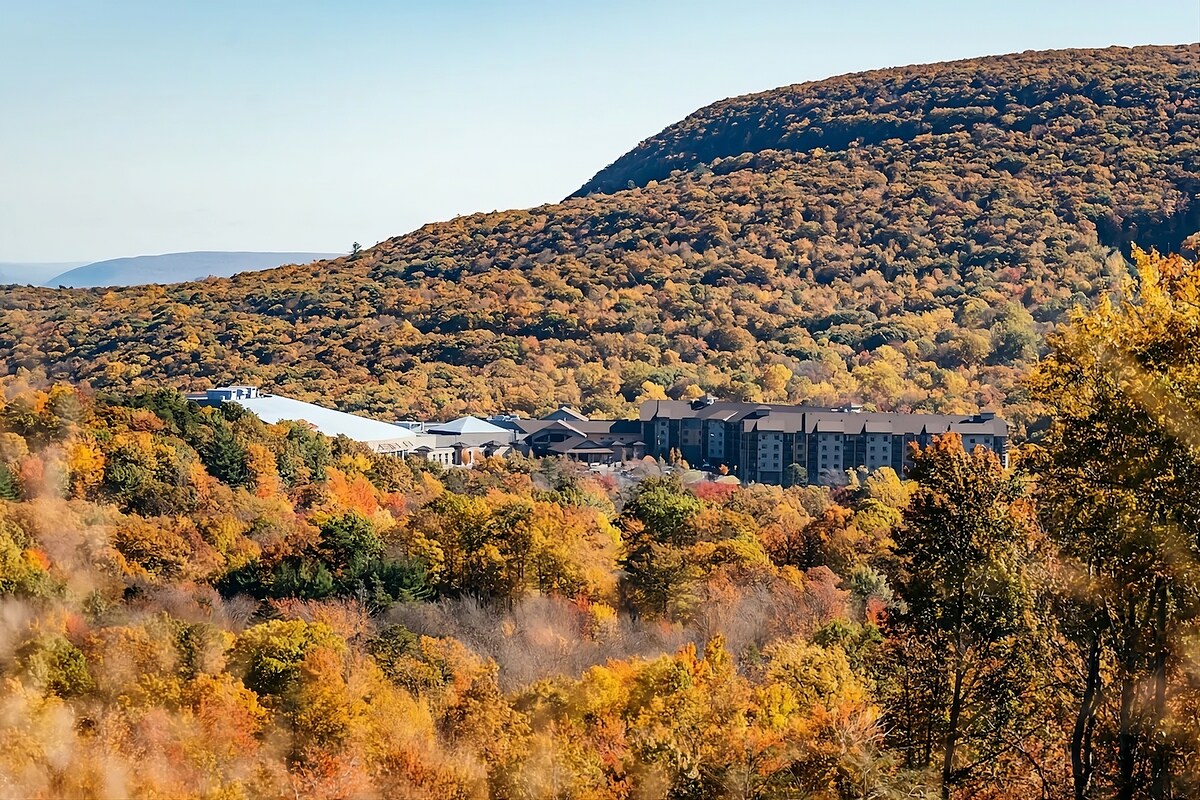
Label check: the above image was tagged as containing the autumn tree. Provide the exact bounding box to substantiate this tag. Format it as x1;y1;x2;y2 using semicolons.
620;476;703;617
884;433;1048;799
762;363;793;400
1030;246;1200;800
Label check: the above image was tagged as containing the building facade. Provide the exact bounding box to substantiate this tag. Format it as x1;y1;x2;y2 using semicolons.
639;397;1007;486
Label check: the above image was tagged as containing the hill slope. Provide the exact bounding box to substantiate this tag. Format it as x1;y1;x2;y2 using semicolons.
0;45;1197;430
578;45;1199;238
46;251;340;288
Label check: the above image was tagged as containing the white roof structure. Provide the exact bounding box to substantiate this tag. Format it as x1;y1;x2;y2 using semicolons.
227;393;420;453
426;416;511;436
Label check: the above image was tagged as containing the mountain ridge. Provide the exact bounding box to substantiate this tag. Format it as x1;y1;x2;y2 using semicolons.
0;44;1197;430
0;262;89;286
576;43;1199;205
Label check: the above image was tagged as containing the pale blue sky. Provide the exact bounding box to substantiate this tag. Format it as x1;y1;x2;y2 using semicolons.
2;0;1197;262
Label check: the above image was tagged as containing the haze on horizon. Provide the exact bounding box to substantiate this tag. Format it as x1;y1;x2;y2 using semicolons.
2;0;1197;263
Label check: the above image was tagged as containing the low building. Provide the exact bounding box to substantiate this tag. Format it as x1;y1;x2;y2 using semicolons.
416;416;517;466
514;406;646;464
193;386;421;455
193;387;512;466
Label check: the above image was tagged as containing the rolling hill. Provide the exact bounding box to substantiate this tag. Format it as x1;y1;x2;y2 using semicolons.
45;251;340;288
0;44;1196;432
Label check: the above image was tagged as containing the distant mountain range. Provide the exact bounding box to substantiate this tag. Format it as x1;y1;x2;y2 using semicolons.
0;262;88;286
40;251;340;288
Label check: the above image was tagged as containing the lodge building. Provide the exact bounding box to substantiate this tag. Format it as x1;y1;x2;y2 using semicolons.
639;398;1007;486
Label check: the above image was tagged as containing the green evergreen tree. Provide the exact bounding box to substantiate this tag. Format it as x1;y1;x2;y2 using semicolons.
202;424;251;488
0;463;19;502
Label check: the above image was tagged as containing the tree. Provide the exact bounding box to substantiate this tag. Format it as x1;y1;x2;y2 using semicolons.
229;619;345;702
319;511;383;579
783;462;807;488
621;476;701;547
0;463;18;502
1030;246;1200;800
884;433;1047;799
18;633;94;697
202;424;251;488
619;477;703;617
635;381;668;403
762;363;793;399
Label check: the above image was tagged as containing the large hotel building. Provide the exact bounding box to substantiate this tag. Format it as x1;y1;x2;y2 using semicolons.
639;398;1008;486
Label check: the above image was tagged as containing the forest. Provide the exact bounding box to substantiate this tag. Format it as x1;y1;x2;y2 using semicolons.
0;45;1197;435
0;247;1197;798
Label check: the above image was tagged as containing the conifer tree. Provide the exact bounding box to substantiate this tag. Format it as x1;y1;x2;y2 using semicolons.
0;463;18;502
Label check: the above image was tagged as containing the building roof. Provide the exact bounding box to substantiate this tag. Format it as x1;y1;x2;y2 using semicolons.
426;416;512;436
641;399;1006;438
546;436;616;456
518;417;634;437
639;399;829;423
739;409;1008;437
230;394;421;450
542;406;589;422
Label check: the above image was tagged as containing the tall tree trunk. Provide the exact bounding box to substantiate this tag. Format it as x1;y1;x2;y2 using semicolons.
1071;628;1102;800
941;664;965;800
921;658;937;768
1149;579;1170;800
1117;595;1140;800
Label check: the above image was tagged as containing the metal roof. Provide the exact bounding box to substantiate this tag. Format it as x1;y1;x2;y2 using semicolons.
231;394;420;449
426;416;512;436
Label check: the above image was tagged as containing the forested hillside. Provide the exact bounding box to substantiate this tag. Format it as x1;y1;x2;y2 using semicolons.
0;45;1197;430
1;248;1198;798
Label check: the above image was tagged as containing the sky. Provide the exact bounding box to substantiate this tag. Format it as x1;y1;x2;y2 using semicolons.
1;0;1197;263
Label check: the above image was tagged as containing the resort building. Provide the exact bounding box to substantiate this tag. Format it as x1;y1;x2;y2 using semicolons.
639;397;1007;486
192;387;422;455
192;387;514;466
192;387;1006;482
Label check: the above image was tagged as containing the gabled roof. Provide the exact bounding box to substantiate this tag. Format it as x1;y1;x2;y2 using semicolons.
639;399;829;422
426;416;511;436
548;436;615;455
525;419;588;438
542;406;589;422
571;439;613;450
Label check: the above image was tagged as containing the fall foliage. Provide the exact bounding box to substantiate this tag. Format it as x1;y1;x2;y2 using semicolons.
1;249;1197;797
